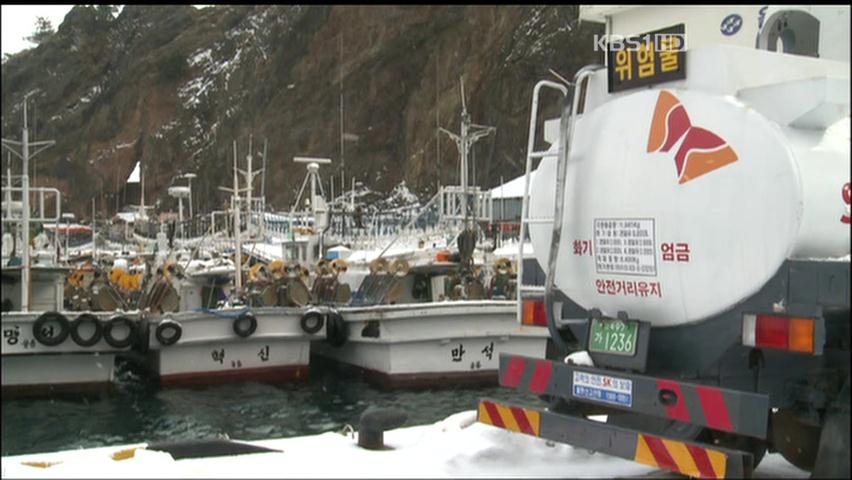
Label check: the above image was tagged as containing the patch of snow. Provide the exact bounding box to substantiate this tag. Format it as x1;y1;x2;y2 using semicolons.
188;48;213;68
0;410;809;478
565;351;594;367
79;85;103;104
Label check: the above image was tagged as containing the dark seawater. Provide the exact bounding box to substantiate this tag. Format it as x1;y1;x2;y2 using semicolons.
1;358;543;457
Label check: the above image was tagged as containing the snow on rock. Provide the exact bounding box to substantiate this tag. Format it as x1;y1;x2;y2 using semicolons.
79;85;103;104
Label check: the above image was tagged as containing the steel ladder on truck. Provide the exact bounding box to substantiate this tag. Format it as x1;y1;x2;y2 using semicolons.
486;65;765;479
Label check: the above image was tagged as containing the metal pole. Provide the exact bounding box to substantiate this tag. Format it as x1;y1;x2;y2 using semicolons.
339;33;345;212
188;176;193;219
178;196;184;239
92;197;97;263
140;160;145;214
233;141;242;295
261;138;267;200
5;160;10;217
21;103;31;312
246;136;253;237
65;214;70;263
500;175;504;246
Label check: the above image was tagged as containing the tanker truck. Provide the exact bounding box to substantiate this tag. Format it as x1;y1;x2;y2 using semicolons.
479;6;849;478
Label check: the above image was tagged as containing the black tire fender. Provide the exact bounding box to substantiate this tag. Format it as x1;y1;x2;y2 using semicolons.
300;309;325;335
155;319;182;346
233;312;257;338
103;315;136;349
33;311;70;346
326;310;349;348
70;313;103;347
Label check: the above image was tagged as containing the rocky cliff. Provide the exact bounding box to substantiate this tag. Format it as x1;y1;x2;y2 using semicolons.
1;5;602;218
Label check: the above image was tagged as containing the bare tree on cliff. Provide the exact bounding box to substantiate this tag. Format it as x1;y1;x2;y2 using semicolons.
25;17;55;45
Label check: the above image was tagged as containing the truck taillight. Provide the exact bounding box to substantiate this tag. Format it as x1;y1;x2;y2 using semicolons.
742;314;816;353
522;299;548;327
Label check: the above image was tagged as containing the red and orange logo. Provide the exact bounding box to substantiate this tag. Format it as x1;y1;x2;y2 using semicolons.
647;90;738;184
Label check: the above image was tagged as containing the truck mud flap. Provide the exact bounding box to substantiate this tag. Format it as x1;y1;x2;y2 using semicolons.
478;398;754;478
498;354;770;439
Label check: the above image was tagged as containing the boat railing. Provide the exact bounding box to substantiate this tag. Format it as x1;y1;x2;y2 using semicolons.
2;186;63;264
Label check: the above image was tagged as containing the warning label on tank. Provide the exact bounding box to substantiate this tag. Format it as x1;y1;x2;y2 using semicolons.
594;218;657;276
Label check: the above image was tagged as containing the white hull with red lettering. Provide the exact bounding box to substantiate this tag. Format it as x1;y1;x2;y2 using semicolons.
312;301;548;387
1;310;141;393
146;307;323;386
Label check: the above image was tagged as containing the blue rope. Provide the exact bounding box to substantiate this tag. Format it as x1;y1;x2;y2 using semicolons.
192;307;251;319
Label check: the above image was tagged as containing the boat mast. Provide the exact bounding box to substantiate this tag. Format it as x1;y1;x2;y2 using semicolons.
247;135;253;234
236;135;264;241
439;77;495;231
233;140;242;295
292;157;331;263
217;140;252;298
339;32;345;222
261;138;267;202
1;93;55;312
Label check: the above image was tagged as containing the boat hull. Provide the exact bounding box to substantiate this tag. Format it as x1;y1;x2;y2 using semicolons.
313;300;549;387
1;352;117;395
1;311;140;394
146;307;322;386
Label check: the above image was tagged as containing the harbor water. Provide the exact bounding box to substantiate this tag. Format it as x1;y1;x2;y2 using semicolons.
1;358;543;457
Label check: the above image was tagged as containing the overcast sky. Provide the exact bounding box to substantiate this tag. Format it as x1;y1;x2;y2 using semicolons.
1;5;75;56
1;5;210;57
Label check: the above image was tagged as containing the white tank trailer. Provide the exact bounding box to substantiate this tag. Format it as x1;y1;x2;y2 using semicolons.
483;6;850;479
528;53;850;327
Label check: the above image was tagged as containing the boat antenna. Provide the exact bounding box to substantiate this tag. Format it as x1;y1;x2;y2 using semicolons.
261;138;268;204
460;75;467;113
548;68;574;87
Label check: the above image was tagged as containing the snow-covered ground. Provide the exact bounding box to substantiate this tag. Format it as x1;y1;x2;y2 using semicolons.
1;410;808;478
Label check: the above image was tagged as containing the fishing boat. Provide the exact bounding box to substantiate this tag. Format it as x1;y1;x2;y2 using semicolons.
1;101;143;395
311;84;550;387
140;140;327;386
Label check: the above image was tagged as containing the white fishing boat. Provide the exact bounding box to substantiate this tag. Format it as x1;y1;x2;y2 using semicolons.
1;100;143;395
140;140;328;386
311;84;551;387
142;253;325;386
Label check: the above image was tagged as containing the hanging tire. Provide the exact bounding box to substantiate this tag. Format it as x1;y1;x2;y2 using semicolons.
233;312;257;338
300;309;324;335
70;313;103;347
155;319;182;346
326;310;349;348
33;311;70;346
103;315;136;349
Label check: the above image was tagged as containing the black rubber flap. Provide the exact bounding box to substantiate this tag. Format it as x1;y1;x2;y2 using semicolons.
146;438;280;459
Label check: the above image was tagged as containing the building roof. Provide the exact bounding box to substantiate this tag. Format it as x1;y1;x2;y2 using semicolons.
126;161;141;183
489;171;536;199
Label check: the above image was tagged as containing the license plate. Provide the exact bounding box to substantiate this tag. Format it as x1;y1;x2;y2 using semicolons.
588;318;638;356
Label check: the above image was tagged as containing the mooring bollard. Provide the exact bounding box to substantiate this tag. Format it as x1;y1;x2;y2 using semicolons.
357;406;407;450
